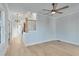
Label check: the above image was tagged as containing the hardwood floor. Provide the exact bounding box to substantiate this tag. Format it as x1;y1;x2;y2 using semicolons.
5;38;79;56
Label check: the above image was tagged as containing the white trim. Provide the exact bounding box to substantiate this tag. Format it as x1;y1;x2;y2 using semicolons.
26;38;79;46
53;38;79;46
1;11;5;45
59;39;79;46
26;38;58;46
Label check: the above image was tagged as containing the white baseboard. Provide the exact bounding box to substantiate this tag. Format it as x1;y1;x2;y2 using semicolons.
26;38;79;46
26;38;58;46
59;39;79;46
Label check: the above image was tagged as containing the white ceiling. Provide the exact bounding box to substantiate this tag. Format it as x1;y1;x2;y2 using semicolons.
7;3;79;19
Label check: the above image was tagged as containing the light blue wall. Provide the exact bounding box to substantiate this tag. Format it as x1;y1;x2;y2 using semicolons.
49;17;56;39
0;4;9;56
23;15;51;44
56;12;79;44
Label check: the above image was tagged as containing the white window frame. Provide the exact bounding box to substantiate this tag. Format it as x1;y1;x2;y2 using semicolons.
0;10;5;45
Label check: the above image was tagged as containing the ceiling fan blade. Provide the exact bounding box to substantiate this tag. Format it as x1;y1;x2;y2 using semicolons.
42;9;51;11
56;11;63;14
56;5;69;11
52;3;58;10
41;11;52;15
43;12;51;15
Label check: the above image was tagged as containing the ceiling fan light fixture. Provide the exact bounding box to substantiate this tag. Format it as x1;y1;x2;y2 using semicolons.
51;11;56;14
42;3;69;15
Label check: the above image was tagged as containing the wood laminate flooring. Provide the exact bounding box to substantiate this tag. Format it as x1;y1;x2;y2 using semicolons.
5;38;79;56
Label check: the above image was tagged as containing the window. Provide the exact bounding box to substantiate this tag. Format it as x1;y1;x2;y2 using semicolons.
23;13;37;32
0;12;1;43
0;11;5;44
28;13;37;32
28;20;36;32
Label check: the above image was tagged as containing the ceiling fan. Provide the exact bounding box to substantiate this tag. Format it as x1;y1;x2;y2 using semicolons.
42;3;69;15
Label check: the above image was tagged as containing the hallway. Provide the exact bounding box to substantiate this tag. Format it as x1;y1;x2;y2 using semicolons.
5;37;33;56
